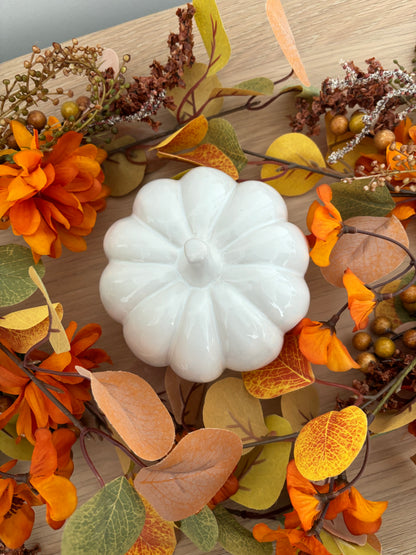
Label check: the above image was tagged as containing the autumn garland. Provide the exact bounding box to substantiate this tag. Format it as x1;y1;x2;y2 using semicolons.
1;1;416;554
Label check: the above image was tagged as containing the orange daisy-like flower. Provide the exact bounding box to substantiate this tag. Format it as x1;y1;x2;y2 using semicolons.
0;459;41;549
293;317;359;372
283;460;388;538
0;321;111;443
0;121;108;261
308;184;343;267
343;268;377;331
30;427;78;530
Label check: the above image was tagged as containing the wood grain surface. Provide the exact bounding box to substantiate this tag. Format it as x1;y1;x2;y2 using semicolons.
1;1;416;553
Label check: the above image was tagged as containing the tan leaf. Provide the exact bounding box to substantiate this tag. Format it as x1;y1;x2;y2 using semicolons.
203;377;268;450
294;406;368;481
243;334;314;399
134;428;242;521
321;215;409;287
76;368;175;461
280;385;320;432
28;266;70;353
0;303;63;353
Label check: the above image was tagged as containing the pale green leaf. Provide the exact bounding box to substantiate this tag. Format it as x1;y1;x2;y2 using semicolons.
102;136;146;197
231;414;292;509
0;416;33;460
203;118;247;172
0;245;45;307
213;505;273;555
280;84;320;99
61;476;145;555
235;77;275;95
193;0;231;76
332;535;381;555
330;180;395;220
177;505;218;552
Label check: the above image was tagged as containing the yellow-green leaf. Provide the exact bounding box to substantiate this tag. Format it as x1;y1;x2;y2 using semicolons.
294;406;368;481
231;414;292;509
102;136;146;197
193;0;231;76
0;303;63;353
280;385;320;432
0;416;33;460
266;0;310;86
203;377;268;451
260;133;326;196
28;266;70;354
235;78;275;95
321;530;382;555
169;63;223;122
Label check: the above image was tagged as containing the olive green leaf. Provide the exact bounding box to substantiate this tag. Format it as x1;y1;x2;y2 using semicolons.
213;505;273;555
0;416;33;460
61;476;145;555
203;118;247;173
330;180;395;220
0;245;45;307
102;136;146;197
177;505;219;552
235;77;275;95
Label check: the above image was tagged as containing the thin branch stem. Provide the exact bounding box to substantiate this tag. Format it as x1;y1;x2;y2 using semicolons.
243;432;298;449
370;356;416;417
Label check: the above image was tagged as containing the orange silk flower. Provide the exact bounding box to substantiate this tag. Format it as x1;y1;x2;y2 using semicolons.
0;321;111;443
284;460;387;537
294;317;359;372
343;268;376;331
253;521;331;555
0;121;108;261
30;428;78;529
0;460;41;549
309;184;343;267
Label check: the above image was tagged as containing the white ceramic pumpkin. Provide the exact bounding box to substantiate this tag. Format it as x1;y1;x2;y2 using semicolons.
99;167;310;382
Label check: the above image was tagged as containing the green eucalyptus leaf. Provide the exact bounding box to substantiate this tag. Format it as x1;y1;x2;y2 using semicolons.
213;505;273;555
330;180;395;220
61;476;145;555
0;245;45;308
102;135;147;197
177;505;219;552
234;77;275;95
203;118;247;173
280;84;320;99
0;416;33;460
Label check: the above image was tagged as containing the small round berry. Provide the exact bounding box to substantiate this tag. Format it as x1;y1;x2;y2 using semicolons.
352;331;372;351
399;285;416;304
403;301;416;314
76;95;90;111
61;100;80;119
373;129;396;151
374;336;396;358
371;316;392;336
349;111;366;134
5;133;18;149
403;328;416;349
356;352;377;372
329;114;349;136
27;110;46;130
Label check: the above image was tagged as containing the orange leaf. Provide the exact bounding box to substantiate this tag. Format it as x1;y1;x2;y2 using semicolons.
152;115;208;153
243;334;314;399
321;215;409;287
266;0;310;86
134;428;242;521
125;496;176;555
76;367;175;461
158;144;239;179
294;406;368;481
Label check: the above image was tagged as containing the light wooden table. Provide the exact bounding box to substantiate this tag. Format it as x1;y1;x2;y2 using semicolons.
1;1;416;553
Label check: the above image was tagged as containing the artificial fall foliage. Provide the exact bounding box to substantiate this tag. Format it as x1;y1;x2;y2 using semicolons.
0;0;416;554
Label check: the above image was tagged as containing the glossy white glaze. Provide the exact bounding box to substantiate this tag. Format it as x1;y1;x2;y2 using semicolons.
99;167;310;382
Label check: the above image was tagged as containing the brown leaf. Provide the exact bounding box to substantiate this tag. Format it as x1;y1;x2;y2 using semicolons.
134;428;242;521
321;215;409;287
